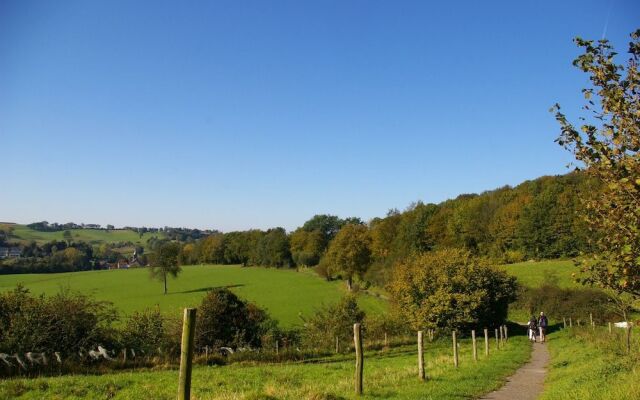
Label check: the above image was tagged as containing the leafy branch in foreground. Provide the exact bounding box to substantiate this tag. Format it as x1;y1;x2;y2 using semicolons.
553;29;640;299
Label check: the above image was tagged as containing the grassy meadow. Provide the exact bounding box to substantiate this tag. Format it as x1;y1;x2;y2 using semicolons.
0;265;386;327
0;258;580;327
499;259;578;288
0;335;531;400
1;224;162;250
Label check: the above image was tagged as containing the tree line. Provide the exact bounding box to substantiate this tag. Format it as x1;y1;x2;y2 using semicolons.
0;171;597;281
169;171;594;287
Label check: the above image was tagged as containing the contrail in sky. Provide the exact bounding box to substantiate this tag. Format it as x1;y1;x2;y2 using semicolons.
602;0;614;40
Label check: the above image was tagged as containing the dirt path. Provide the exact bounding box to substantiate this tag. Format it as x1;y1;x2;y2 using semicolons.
480;341;549;400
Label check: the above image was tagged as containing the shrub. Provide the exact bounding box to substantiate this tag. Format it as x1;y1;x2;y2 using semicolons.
120;308;179;357
364;312;410;342
387;248;518;331
514;283;617;323
301;295;365;351
195;288;274;350
0;285;116;355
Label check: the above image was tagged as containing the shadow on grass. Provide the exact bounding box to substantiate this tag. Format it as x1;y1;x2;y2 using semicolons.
175;284;245;294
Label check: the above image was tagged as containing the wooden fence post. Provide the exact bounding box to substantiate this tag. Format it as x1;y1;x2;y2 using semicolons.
354;323;363;395
495;328;499;349
590;313;594;329
336;336;339;353
275;340;279;355
384;332;388;348
452;331;459;368
484;328;489;356
472;330;477;361
626;324;632;355
608;322;612;334
123;348;127;363
563;317;567;329
177;308;196;400
569;317;573;328
504;325;509;341
418;331;425;381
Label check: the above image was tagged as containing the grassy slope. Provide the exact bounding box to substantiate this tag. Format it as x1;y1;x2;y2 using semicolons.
498;260;578;288
540;327;640;400
3;224;162;248
499;259;580;322
0;265;386;328
0;336;531;400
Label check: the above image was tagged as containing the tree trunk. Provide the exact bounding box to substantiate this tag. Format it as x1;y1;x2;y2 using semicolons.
347;276;353;291
164;271;168;295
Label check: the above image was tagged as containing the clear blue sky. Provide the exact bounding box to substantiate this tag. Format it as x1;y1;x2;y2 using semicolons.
1;1;638;231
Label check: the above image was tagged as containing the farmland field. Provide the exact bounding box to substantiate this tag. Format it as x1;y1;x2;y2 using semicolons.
0;265;386;327
1;224;163;249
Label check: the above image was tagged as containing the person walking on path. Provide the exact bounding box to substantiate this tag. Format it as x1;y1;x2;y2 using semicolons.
538;312;548;343
528;315;538;342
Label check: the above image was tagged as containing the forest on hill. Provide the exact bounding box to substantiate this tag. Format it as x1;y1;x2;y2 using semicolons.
178;171;594;285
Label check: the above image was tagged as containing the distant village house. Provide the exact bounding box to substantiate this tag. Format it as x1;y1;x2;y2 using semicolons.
0;247;21;259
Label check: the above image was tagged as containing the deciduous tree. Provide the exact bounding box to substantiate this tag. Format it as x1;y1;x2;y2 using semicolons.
149;242;182;295
554;29;640;298
322;224;372;291
387;248;517;331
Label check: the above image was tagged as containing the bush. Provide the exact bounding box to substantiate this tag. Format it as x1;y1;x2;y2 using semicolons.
0;285;116;355
387;248;518;331
195;288;275;350
503;250;526;264
120;308;180;357
364;312;410;343
301;295;365;351
514;283;617;323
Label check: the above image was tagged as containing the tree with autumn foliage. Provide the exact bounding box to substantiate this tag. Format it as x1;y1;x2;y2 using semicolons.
553;29;640;299
321;224;372;291
387;248;517;332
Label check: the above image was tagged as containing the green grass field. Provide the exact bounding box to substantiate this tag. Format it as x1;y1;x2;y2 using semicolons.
499;260;579;288
0;259;579;327
0;336;531;400
540;326;640;400
2;224;163;249
0;265;386;327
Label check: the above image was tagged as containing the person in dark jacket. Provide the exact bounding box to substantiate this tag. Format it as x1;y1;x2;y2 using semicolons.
528;316;538;342
538;311;548;342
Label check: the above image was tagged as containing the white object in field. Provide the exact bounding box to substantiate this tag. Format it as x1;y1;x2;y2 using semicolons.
98;346;114;360
0;353;13;367
614;321;634;328
54;352;62;364
25;352;46;365
13;354;27;370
